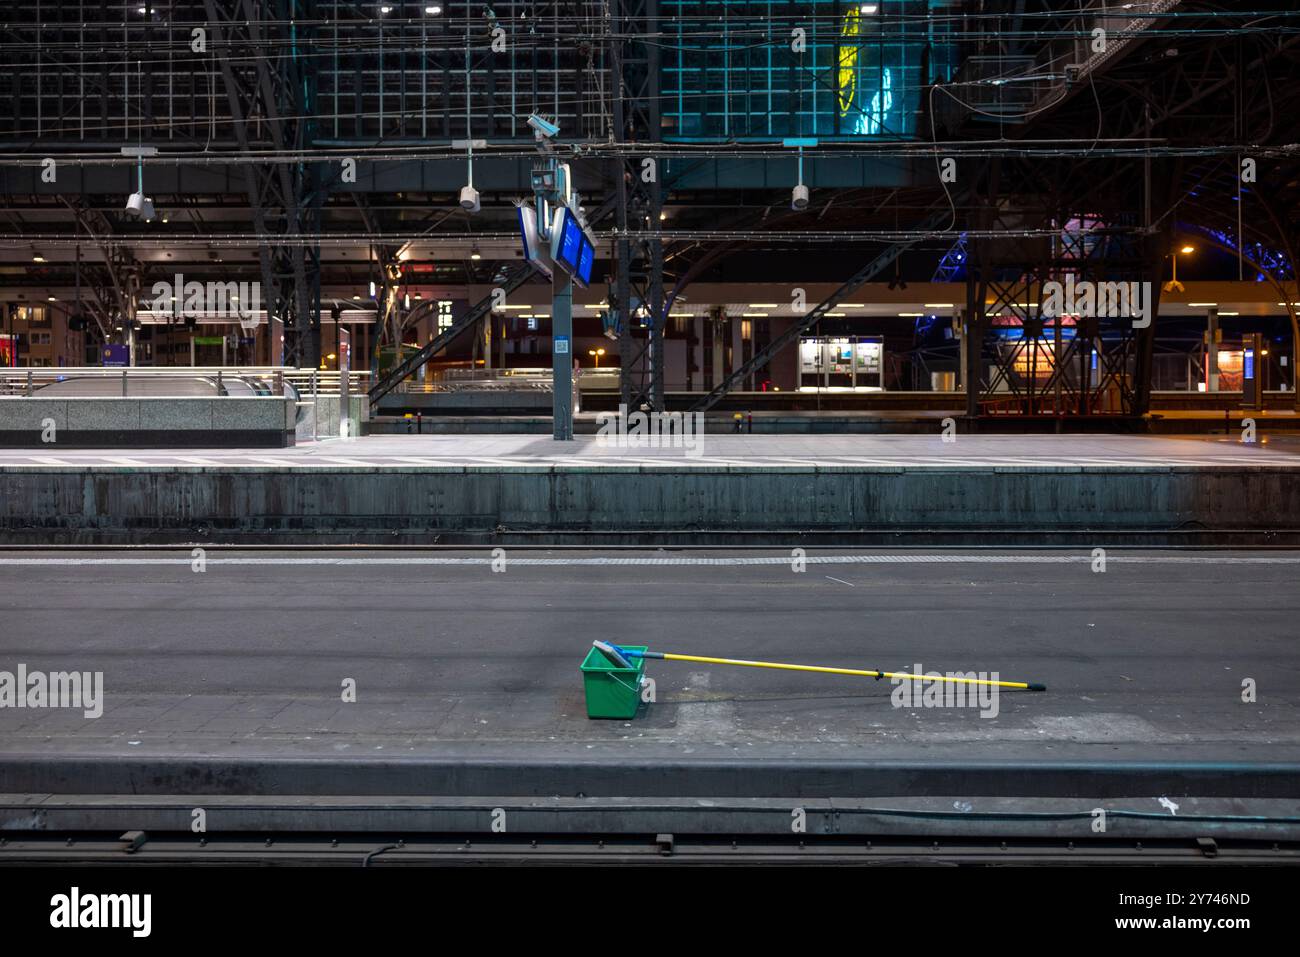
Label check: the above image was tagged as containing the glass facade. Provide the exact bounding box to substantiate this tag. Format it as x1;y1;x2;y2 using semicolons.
663;1;956;141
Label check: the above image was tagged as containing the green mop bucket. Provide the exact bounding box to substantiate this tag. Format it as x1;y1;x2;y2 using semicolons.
580;644;648;719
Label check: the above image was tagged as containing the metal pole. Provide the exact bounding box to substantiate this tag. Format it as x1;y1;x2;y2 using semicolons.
1206;308;1220;392
339;340;350;439
312;369;319;441
552;273;574;440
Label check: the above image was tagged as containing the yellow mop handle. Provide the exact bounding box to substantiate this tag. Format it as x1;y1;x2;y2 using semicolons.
654;652;1045;691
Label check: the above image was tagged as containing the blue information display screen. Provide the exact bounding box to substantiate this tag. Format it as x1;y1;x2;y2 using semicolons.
559;213;583;272
577;236;594;286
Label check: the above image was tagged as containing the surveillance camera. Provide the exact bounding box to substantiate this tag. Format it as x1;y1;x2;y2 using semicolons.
459;185;481;214
125;191;146;218
791;183;809;211
526;113;561;139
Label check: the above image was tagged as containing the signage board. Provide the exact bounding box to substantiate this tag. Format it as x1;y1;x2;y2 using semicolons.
577;235;595;286
549;207;594;289
101;344;130;366
517;204;555;278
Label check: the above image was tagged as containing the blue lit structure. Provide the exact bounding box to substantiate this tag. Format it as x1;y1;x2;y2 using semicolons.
932;232;968;282
1194;226;1295;283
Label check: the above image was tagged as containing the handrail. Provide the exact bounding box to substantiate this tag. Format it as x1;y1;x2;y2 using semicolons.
0;367;369;398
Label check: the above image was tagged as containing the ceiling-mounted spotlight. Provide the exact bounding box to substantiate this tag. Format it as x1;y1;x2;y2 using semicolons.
425;4;443;12
791;142;810;211
460;184;481;214
121;146;158;222
124;190;155;220
470;244;482;261
31;249;45;263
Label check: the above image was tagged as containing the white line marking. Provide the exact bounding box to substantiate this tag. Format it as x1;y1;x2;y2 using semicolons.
825;576;856;586
2;554;1300;567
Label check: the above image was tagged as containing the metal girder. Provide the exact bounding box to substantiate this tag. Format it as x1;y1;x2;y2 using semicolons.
352;195;405;352
365;183;623;411
689;204;954;415
610;0;664;412
204;0;322;368
55;198;134;341
957;140;1167;419
366;262;535;410
966;236;1160;418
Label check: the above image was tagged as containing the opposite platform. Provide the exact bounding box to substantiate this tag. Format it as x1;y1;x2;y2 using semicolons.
1;435;1298;545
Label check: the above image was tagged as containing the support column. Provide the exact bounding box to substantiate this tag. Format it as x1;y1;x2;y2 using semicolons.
553;274;574;440
648;188;665;411
1205;308;1221;392
964;272;982;418
956;308;968;395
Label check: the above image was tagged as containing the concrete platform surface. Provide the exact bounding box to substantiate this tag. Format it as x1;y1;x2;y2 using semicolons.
1;433;1298;469
1;548;1296;799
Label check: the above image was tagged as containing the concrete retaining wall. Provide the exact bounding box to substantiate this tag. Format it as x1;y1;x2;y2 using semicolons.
0;397;297;447
1;464;1298;544
4;755;1297;800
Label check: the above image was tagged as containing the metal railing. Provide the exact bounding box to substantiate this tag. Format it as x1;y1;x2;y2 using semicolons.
397;368;554;394
0;367;368;399
394;368;622;394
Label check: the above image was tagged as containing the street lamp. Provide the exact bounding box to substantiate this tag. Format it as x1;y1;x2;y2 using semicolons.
1163;245;1194;293
588;347;606;368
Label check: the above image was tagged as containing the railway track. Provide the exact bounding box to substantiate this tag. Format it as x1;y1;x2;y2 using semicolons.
5;833;1299;866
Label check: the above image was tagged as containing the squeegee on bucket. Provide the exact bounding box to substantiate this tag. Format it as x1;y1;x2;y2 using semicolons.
593;642;1045;692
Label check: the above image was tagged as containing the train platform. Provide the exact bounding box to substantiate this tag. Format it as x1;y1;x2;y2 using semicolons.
1;435;1298;546
1;432;1298;470
1;548;1297;840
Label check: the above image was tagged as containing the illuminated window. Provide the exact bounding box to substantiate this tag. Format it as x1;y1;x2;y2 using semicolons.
436;300;454;333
